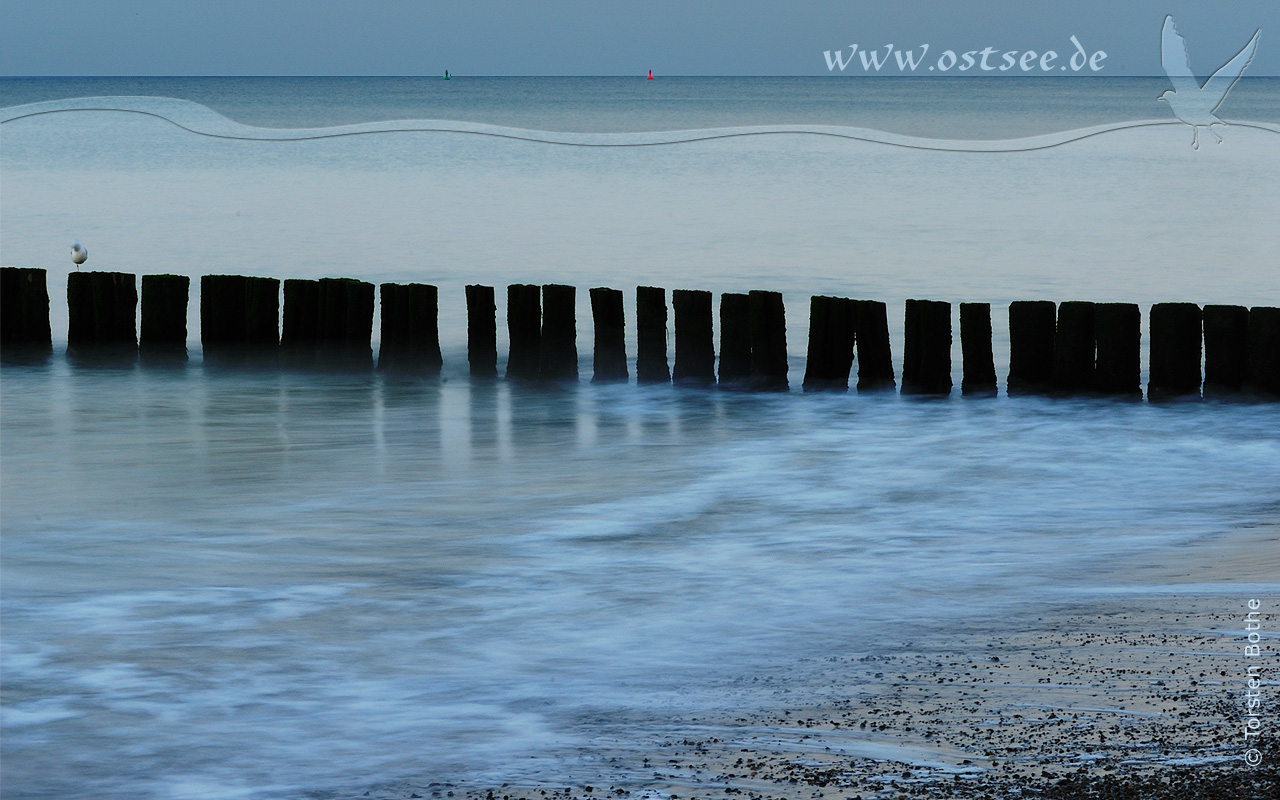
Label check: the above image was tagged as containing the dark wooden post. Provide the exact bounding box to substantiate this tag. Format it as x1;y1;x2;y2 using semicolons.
1248;306;1280;399
282;279;320;367
506;283;542;380
317;277;374;369
539;284;578;381
590;287;627;383
200;275;245;354
749;290;788;391
1093;303;1141;398
672;289;715;385
140;274;189;361
902;299;952;396
1007;301;1056;395
959;302;996;396
378;283;442;374
1202;305;1249;396
855;300;894;391
1;267;52;361
245;277;280;349
1149;302;1201;400
200;274;278;363
68;272;137;361
718;292;751;387
636;286;670;383
1051;301;1095;393
802;296;856;392
465;284;497;378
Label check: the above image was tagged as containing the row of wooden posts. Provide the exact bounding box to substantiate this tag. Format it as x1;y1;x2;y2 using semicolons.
2;267;1278;399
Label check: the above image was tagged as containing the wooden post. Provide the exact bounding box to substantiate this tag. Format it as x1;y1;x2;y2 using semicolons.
282;279;320;367
1202;305;1249;396
465;284;497;378
0;267;52;361
590;287;627;383
959;302;996;396
1149;302;1201;400
68;271;137;362
1248;306;1280;399
317;277;374;369
636;286;670;383
802;296;856;392
718;292;751;387
506;283;541;380
539;284;577;381
1007;301;1056;395
1093;303;1141;398
140;274;189;361
672;289;715;385
855;300;894;391
1051;301;1095;394
200;274;278;363
902;299;952;396
378;283;442;374
748;290;788;391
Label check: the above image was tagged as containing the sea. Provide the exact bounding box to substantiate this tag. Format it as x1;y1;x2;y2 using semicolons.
2;77;1279;799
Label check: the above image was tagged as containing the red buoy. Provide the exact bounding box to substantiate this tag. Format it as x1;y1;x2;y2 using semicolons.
647;70;654;80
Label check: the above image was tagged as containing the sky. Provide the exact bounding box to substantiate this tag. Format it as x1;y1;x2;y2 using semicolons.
2;1;1278;77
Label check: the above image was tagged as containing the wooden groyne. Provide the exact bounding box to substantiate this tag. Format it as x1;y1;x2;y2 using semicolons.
2;267;1277;400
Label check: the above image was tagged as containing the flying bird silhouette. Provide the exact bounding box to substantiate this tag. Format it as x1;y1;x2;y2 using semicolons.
1159;15;1260;149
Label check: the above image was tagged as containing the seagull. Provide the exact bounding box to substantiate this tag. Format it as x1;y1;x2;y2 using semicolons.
1159;15;1260;149
71;240;88;268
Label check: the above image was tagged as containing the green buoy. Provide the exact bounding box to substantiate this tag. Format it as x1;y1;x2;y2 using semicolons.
444;70;450;80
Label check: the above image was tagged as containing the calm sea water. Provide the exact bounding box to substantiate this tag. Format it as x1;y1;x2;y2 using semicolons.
2;78;1279;799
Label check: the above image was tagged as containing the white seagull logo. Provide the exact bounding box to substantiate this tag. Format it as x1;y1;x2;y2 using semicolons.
1159;15;1260;149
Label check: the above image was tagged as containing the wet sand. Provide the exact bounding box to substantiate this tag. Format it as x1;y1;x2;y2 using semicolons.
363;522;1278;799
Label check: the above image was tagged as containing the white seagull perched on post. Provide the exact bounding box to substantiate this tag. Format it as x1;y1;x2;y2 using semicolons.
1159;15;1260;149
71;240;88;268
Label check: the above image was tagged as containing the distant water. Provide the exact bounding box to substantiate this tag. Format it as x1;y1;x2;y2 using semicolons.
2;77;1279;800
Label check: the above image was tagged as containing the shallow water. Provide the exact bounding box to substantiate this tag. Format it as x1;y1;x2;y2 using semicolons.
3;361;1279;798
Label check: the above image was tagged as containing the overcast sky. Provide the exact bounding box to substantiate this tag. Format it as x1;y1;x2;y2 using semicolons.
3;1;1277;77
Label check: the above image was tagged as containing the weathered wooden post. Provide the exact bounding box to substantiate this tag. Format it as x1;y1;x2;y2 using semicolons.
200;274;278;363
1202;305;1249;396
718;292;751;388
1248;306;1280;399
1051;301;1095;394
748;290;788;391
959;302;996;396
539;284;578;381
378;283;442;374
465;284;498;378
1007;301;1056;395
0;267;52;361
590;287;627;383
854;299;894;391
1093;303;1141;397
68;271;137;362
636;286;670;384
506;283;541;380
1149;302;1201;400
902;299;952;396
802;296;856;392
140;274;189;362
317;277;373;369
282;278;320;367
672;289;715;386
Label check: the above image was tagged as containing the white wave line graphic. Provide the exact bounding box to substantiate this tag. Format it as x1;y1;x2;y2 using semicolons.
3;96;1278;153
